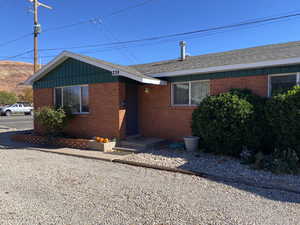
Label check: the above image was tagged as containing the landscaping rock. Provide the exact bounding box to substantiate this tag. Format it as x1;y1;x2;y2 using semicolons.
123;148;300;192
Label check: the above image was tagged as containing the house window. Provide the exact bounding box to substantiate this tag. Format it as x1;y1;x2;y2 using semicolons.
54;85;89;113
269;73;299;96
172;80;210;106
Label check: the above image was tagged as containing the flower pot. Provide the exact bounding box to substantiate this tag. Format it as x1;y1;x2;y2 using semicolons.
183;136;200;152
88;140;116;152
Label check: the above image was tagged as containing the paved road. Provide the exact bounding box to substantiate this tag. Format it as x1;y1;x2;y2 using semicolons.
0;115;33;130
0;132;299;225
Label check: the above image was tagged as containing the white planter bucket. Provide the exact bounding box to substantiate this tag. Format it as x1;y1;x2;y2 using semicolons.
184;136;200;152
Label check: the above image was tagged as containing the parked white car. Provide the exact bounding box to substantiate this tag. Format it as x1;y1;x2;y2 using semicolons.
0;103;33;116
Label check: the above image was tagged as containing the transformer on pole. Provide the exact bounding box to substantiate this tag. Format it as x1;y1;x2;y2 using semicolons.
28;0;52;72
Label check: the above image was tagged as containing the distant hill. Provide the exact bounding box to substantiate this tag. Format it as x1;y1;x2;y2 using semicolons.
0;61;34;95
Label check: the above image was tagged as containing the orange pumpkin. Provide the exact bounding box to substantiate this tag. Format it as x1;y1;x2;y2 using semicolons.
103;138;109;143
95;137;101;142
100;138;104;143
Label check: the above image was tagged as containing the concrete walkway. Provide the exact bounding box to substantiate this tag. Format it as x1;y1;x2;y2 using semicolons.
29;146;132;161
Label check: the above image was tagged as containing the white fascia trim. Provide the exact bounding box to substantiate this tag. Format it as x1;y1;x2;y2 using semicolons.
151;57;300;78
24;51;166;85
118;70;167;85
142;77;167;85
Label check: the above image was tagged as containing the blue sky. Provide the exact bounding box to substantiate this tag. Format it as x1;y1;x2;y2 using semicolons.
1;0;300;65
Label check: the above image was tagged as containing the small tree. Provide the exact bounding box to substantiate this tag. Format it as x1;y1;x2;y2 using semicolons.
35;107;68;135
0;91;18;105
18;88;33;103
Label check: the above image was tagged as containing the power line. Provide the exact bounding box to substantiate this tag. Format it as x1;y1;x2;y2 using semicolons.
0;49;33;61
39;11;300;52
22;17;300;61
5;15;300;61
4;9;300;61
42;0;156;33
103;0;155;17
93;19;139;64
0;0;155;49
4;13;300;61
0;33;32;48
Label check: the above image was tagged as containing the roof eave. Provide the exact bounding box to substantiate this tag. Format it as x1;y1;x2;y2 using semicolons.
24;51;166;86
24;51;70;85
150;57;300;78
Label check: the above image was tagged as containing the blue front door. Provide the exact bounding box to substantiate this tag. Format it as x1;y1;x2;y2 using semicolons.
125;83;139;136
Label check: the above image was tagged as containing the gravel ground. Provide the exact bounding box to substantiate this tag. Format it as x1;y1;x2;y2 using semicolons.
0;148;299;225
123;148;300;192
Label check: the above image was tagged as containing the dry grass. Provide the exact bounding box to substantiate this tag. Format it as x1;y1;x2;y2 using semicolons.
0;61;33;95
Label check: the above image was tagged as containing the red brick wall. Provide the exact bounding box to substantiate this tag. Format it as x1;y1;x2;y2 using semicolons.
138;75;268;140
211;75;268;96
33;88;53;108
138;84;196;140
33;82;125;139
33;88;53;133
33;75;269;141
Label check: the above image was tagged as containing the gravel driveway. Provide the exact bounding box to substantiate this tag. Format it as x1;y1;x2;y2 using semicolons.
0;147;299;225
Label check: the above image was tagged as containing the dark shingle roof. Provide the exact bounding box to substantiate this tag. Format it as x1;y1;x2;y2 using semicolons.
130;41;300;75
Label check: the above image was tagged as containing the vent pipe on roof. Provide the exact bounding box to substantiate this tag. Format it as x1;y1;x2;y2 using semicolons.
179;41;187;61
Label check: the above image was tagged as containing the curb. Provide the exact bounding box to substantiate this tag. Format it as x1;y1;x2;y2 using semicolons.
28;147;300;195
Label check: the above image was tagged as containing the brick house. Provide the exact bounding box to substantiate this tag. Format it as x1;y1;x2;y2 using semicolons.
25;41;300;140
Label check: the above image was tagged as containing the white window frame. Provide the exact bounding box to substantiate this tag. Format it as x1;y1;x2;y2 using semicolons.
268;72;300;97
54;84;89;114
171;80;210;106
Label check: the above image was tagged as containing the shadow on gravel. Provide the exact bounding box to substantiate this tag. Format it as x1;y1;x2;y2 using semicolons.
133;146;300;204
1;130;299;204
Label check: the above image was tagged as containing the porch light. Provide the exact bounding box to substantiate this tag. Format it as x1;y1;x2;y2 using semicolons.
144;88;150;94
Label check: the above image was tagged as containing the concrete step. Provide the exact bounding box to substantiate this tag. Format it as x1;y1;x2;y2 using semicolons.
119;137;166;150
112;146;139;153
125;134;142;140
119;141;147;149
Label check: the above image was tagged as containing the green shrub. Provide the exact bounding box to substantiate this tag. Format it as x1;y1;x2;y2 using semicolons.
229;88;273;153
265;85;300;158
229;88;261;103
269;148;299;174
35;106;69;135
192;92;254;156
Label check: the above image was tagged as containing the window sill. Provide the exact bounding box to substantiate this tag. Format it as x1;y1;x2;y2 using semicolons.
168;105;198;110
72;113;90;118
72;112;89;115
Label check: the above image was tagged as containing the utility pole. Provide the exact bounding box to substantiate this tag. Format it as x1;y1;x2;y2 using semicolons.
29;0;52;72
